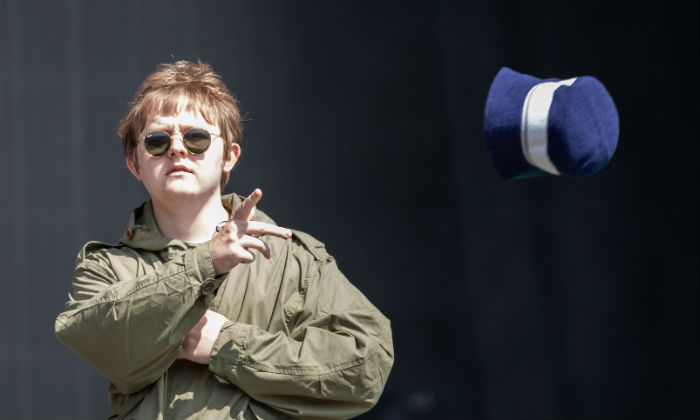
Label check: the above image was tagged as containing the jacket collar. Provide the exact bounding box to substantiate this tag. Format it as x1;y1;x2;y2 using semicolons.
119;193;243;251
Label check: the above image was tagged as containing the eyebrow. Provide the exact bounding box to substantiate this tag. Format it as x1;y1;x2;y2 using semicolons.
147;123;199;133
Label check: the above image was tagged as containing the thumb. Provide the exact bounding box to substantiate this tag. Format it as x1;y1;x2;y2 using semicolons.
233;188;262;221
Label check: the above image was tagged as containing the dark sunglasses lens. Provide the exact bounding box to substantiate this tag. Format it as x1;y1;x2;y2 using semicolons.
183;129;212;154
144;132;171;156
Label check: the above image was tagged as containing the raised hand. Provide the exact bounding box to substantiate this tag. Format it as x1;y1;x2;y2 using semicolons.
209;188;292;275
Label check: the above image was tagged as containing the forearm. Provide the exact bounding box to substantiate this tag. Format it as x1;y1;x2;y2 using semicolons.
55;243;220;394
208;277;394;420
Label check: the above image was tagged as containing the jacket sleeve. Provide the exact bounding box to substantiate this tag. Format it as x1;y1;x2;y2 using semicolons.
208;232;394;420
54;242;220;394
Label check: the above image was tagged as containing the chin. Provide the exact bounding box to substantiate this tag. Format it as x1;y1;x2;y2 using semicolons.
163;181;218;198
162;185;204;197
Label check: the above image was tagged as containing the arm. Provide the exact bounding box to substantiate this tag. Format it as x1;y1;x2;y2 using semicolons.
207;232;394;419
54;242;219;394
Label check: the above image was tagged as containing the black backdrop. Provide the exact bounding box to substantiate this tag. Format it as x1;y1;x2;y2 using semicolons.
0;0;697;418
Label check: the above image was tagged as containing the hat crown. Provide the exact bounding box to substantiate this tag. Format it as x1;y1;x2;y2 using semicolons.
483;67;619;180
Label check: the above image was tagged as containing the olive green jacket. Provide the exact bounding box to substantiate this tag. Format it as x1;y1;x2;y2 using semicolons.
55;194;394;419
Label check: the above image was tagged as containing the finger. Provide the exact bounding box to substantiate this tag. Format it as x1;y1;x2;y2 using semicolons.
193;314;207;330
239;221;292;239
224;240;258;263
217;220;239;238
236;235;272;259
233;188;262;221
231;247;256;264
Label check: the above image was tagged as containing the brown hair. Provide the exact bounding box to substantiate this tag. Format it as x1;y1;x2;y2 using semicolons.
118;60;243;189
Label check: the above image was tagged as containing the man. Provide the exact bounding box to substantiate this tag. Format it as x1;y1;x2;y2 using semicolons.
55;60;394;419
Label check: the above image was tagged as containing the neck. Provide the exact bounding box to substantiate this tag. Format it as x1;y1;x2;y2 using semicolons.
151;192;230;243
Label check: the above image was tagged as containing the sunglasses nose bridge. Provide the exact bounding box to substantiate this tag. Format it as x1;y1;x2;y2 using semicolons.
167;132;188;156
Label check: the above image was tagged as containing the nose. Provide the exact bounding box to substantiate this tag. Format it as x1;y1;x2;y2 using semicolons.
167;133;188;157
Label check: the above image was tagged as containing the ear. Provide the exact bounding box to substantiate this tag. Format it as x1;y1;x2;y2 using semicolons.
126;156;142;182
222;142;241;175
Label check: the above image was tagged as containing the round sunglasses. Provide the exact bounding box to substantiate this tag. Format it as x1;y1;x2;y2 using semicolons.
143;128;218;156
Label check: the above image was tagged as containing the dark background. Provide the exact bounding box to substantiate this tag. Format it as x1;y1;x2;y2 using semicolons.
0;0;697;418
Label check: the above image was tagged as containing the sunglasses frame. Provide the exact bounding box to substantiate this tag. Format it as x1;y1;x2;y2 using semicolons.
142;128;219;157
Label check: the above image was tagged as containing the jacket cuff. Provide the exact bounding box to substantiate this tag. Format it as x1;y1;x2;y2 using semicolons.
184;243;220;296
209;321;250;383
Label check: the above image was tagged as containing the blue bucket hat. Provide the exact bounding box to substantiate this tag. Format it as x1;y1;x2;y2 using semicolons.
483;67;619;180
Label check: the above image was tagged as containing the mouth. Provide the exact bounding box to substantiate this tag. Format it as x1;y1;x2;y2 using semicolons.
167;165;194;175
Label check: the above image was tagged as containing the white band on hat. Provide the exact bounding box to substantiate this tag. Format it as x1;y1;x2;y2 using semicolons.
520;77;577;175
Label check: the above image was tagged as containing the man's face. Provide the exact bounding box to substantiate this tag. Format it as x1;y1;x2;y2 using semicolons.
126;101;239;203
